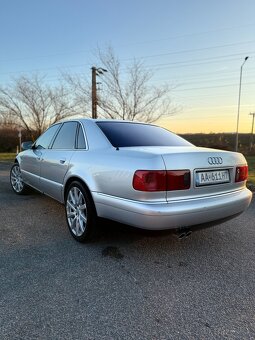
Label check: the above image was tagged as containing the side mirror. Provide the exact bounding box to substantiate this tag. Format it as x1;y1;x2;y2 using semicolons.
21;141;33;150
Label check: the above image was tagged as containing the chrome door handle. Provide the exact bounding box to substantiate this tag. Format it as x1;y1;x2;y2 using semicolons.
60;159;66;164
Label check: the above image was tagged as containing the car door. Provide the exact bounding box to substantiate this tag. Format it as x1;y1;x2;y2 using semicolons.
20;124;61;191
39;121;78;202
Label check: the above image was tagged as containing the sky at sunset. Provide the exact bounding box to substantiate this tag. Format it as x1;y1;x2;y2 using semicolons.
0;0;254;133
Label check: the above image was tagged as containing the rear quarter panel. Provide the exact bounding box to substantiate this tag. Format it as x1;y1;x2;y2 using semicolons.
63;148;166;202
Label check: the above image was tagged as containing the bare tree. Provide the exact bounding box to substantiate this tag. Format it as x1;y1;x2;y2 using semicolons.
96;47;176;122
64;47;177;122
0;75;79;137
0;110;16;128
62;73;90;117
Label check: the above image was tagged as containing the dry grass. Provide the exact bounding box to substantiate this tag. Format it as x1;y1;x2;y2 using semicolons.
0;153;16;163
246;156;255;188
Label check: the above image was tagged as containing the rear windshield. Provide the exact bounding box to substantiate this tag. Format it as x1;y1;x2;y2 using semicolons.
96;122;192;147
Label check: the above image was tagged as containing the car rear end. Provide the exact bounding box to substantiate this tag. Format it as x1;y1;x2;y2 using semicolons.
94;121;252;230
159;147;249;201
130;146;252;229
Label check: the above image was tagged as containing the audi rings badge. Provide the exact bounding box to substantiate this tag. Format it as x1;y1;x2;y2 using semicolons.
208;157;223;165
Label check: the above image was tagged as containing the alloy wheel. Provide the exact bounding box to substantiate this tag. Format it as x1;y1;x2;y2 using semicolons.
66;186;87;236
10;164;24;193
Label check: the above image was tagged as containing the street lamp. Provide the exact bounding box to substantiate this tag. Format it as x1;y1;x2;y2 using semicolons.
249;112;255;150
235;56;249;151
91;67;107;119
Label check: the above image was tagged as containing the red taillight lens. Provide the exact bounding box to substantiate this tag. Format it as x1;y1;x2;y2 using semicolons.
167;170;191;191
235;165;248;182
133;170;166;191
133;170;191;191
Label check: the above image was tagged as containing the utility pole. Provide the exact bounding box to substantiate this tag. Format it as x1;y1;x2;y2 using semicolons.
91;66;107;119
249;112;255;150
91;67;97;119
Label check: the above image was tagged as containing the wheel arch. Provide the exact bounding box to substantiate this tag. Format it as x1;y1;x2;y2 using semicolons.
63;176;97;214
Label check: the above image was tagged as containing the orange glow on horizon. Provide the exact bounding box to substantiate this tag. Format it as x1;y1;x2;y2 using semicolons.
157;106;254;134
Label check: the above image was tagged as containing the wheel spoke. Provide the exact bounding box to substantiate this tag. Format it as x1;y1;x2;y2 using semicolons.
67;200;75;211
80;213;87;224
74;187;79;202
71;216;77;233
67;212;75;218
78;191;84;204
78;216;85;232
69;190;76;204
75;219;80;235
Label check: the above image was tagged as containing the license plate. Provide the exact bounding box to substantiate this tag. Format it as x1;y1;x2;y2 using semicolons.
196;169;230;186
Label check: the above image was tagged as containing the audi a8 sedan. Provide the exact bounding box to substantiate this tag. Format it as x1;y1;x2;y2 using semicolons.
10;119;252;242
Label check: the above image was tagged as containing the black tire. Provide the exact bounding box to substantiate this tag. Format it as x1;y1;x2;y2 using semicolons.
65;181;97;242
10;163;28;195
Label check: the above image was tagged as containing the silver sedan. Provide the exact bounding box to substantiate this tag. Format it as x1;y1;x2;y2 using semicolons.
10;119;252;242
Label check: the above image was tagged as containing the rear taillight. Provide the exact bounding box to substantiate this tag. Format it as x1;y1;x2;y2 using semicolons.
133;170;166;191
167;170;191;190
235;165;248;182
133;170;190;191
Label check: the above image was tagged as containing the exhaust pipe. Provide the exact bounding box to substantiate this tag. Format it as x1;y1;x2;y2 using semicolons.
175;228;192;240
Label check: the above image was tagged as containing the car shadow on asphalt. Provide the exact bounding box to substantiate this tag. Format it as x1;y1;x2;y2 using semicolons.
92;217;186;246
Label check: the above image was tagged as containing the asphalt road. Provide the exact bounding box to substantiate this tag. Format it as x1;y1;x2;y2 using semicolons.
0;162;255;340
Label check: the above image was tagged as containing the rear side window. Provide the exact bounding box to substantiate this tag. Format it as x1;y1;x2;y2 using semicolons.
77;124;86;149
96;122;192;147
52;122;78;149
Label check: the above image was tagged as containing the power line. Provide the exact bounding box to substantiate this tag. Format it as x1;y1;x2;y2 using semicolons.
122;41;255;61
0;63;90;76
147;56;255;72
117;23;255;47
153;74;255;86
152;69;255;82
174;81;255;92
1;51;254;77
145;53;255;70
0;49;91;64
1;26;254;64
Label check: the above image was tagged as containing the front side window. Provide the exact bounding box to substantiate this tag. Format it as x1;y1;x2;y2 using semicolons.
34;124;60;149
52;122;78;149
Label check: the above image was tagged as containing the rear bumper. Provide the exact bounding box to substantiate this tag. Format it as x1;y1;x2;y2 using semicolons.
93;188;252;230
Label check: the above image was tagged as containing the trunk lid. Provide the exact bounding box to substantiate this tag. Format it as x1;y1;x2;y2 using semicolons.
159;146;247;201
